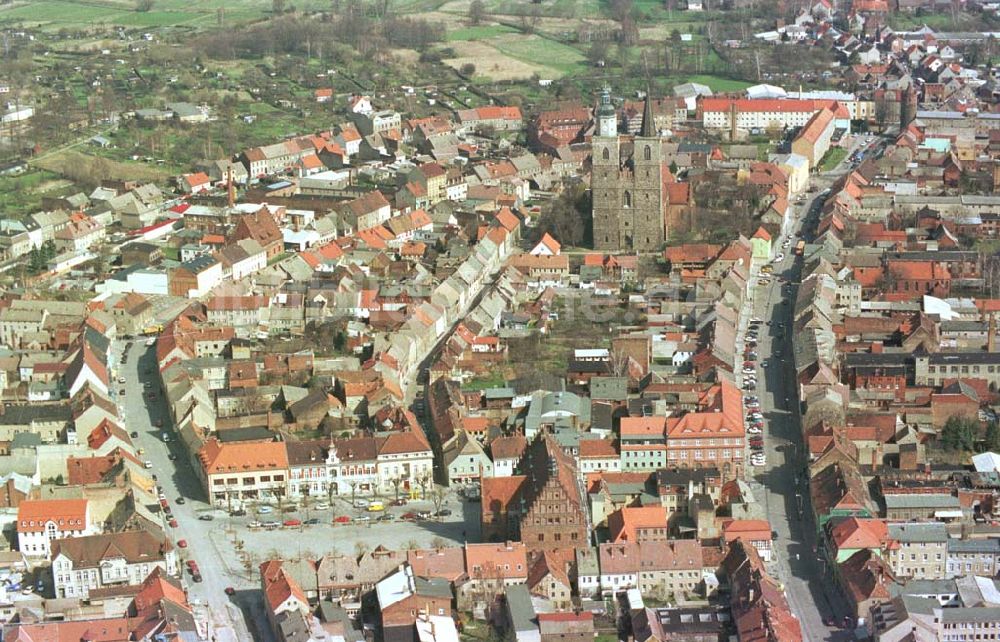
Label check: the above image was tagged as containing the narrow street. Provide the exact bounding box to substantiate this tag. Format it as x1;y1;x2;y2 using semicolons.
745;135;881;640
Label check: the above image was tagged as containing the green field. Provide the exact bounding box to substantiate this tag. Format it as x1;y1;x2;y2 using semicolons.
0;0;335;29
446;24;519;41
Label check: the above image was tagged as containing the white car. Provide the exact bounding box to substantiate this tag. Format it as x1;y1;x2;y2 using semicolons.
775;253;785;262
746;425;762;432
118;376;127;384
742;368;756;375
751;458;767;467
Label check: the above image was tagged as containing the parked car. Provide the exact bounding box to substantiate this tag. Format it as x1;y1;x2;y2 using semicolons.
305;518;321;525
130;431;139;438
198;514;214;521
257;506;274;514
283;519;301;527
333;515;351;524
435;508;452;517
225;587;236;596
401;512;419;521
177;540;188;548
168;519;178;528
176;497;185;504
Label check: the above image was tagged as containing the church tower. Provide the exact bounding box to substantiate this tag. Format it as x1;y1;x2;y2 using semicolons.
592;87;622;251
629;95;666;252
597;87;617;137
591;90;666;252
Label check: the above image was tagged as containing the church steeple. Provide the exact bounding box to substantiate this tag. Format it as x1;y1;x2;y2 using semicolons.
639;90;655;138
597;86;617;138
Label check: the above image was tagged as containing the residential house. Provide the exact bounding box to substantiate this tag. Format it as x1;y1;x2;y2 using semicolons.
17;499;94;558
51;531;177;598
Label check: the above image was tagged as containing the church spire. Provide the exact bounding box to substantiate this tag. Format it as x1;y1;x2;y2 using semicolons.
640;89;655;138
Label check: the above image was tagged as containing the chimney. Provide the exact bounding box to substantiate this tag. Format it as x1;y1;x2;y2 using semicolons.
871;341;883;354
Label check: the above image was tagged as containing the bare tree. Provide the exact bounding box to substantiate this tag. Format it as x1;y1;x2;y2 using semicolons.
391;477;403;504
430;485;447;518
468;0;486;25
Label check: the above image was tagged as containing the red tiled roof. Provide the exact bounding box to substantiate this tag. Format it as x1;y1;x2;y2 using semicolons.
18;499;88;533
198;439;288;475
830;517;889;551
607;505;668;542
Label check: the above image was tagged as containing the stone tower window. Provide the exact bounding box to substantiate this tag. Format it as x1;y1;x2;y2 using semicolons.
644;145;651;161
602;148;610;160
623;191;632;208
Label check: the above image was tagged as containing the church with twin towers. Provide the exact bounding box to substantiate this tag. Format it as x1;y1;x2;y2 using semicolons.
591;89;670;253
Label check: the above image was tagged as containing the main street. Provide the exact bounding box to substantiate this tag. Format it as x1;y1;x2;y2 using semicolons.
745;133;882;640
113;340;262;642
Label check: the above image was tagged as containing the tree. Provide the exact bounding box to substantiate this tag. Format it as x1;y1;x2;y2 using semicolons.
390;477;403;503
430;485;446;518
586;40;609;66
272;0;285;13
460;63;476;76
940;415;978;452
469;0;486;25
986;421;1000;452
136;0;154;11
873;95;889;133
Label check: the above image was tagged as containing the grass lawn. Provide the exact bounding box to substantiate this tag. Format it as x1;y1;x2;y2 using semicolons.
447;24;518;40
818;146;848;172
0;170;68;218
462;372;509;391
676;74;753;93
489;35;585;76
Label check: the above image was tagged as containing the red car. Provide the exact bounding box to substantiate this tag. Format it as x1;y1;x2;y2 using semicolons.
283;519;301;527
225;587;236;596
333;515;351;524
168;519;178;528
177;539;188;548
401;511;419;521
186;560;198;572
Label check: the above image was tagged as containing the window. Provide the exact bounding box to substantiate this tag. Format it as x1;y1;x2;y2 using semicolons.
602;148;610;160
644;145;652;160
623;191;632;208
